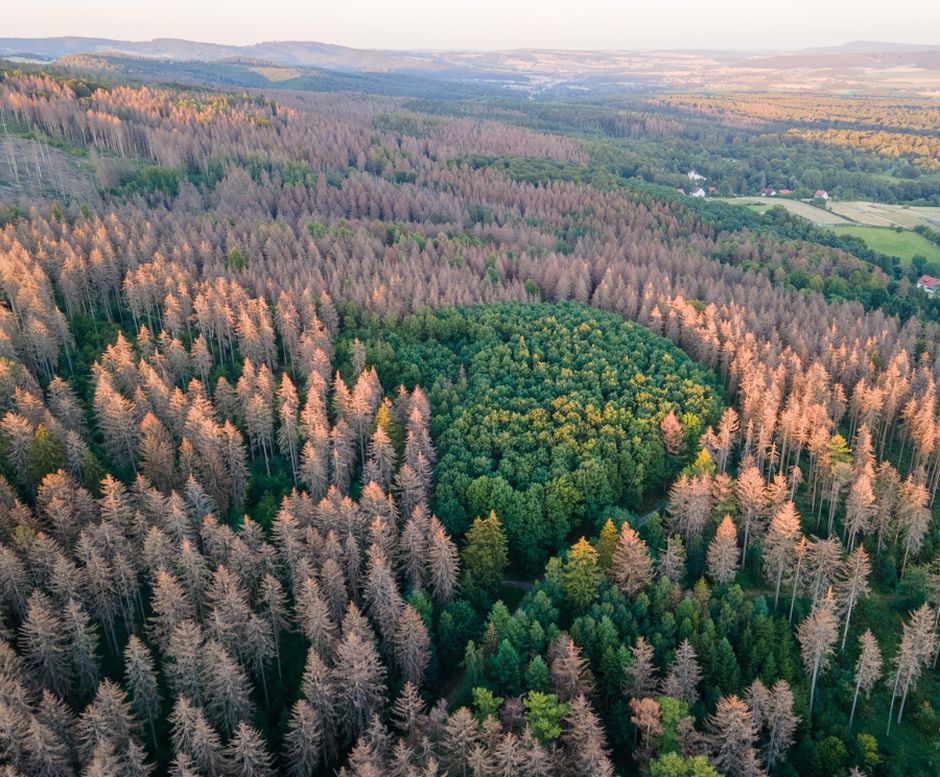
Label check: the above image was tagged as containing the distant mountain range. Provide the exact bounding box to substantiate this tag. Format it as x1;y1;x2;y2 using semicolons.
3;37;940;97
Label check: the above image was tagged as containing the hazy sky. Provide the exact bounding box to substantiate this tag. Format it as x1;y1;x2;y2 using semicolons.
5;0;938;51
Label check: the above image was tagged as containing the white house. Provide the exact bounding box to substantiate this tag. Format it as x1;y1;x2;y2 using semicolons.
690;188;707;198
814;189;830;201
688;170;706;182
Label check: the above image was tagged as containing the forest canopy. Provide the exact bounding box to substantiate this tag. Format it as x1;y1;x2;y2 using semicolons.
347;302;723;568
1;63;939;777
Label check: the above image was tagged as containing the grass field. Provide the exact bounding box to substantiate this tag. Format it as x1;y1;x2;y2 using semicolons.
828;201;940;229
829;225;940;265
714;197;852;226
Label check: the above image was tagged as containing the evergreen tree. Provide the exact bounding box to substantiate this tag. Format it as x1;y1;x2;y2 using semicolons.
797;590;839;714
563;537;603;610
836;546;871;650
663;639;703;707
706;515;738;585
706;695;763;777
611;523;653;597
849;630;881;731
461;512;508;598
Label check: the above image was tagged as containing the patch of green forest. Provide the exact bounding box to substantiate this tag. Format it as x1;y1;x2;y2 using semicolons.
344;302;723;570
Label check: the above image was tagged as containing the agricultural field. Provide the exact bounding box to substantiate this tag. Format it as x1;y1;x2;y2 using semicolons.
714;196;852;225
828;200;940;229
828;225;940;264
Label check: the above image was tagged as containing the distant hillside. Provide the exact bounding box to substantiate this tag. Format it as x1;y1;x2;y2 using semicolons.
0;36;421;71
4;36;940;96
801;40;940;55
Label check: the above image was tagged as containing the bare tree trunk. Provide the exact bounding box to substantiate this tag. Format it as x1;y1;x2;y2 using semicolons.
849;676;862;730
808;661;819;714
886;670;901;735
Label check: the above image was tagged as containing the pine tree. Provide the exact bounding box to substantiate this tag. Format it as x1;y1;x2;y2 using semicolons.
595;519;618;571
299;648;338;760
668;474;713;543
440;707;480;777
390;682;428;745
363;424;396;491
149;570;196;650
82;741;125;777
550;634;591;702
610;523;652;598
169;696;226;777
201;640;254;736
662;639;702;707
836;546;871;650
273;378;299;483
716;408;739;474
332;628;387;741
886;603;937;733
747;679;798;770
139;412;175;491
763;502;801;609
806;537;842;607
394;604;431;688
735;463;767;565
164;620;206;706
797;590;839;714
563;537;603;610
849;629;881;731
461;512;508;597
560;694;614;777
660;411;685;456
19;590;71;696
63;597;100;696
76;679;141;762
295;575;337;660
625;636;659;699
629;696;663;764
657;534;687;584
843;472;875;551
426;517;459;605
706;695;764;777
298;430;330;501
707;515;738;585
225;721;275;777
258;573;289;676
283;700;323;777
123;635;160;746
897;476;930;576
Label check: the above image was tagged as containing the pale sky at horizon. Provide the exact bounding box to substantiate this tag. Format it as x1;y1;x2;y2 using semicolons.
5;0;938;51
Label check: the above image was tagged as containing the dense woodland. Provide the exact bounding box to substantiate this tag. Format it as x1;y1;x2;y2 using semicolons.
415;93;940;206
0;65;939;777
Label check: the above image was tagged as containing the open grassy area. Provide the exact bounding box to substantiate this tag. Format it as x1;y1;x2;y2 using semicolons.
828;225;940;265
715;196;852;226
829;201;940;229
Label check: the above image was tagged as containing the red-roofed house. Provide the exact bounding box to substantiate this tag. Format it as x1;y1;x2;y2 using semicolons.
917;275;939;294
